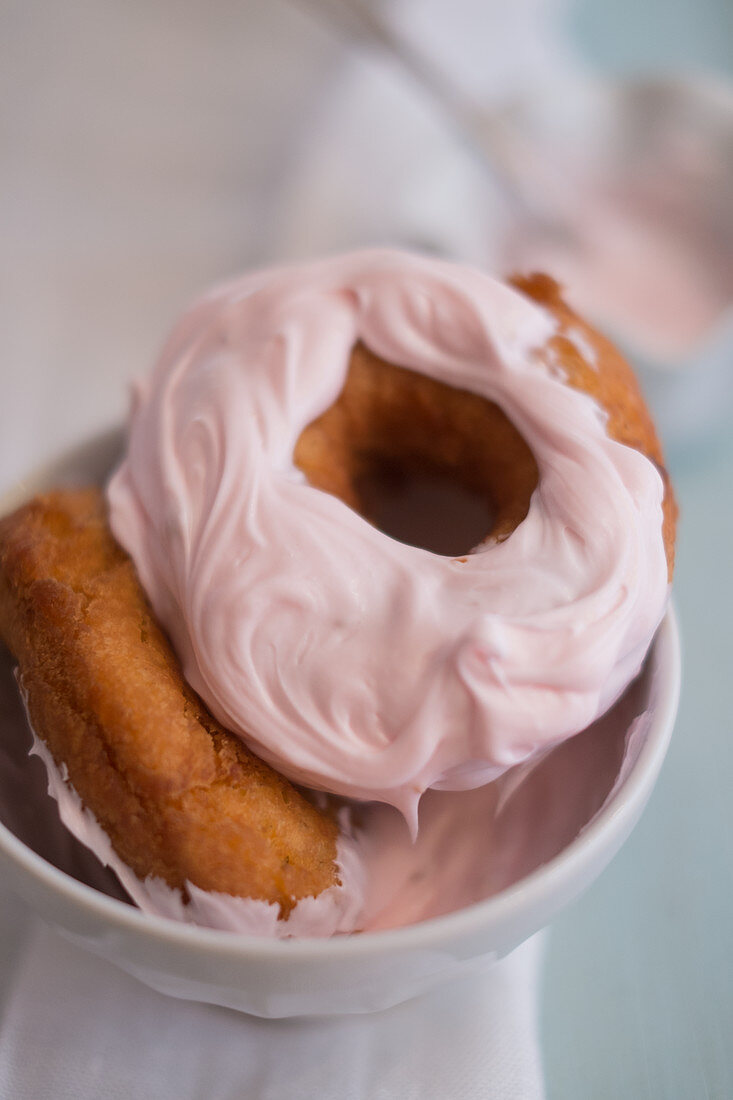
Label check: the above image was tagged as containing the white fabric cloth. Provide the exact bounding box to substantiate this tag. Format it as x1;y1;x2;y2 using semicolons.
0;923;545;1100
272;0;578;266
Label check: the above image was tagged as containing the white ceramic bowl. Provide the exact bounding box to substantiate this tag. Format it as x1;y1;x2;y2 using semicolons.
0;430;681;1018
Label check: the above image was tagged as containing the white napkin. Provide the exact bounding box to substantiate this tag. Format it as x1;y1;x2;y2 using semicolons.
272;0;579;265
0;922;545;1100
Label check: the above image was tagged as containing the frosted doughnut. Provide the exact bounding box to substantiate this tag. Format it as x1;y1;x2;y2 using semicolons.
108;250;673;829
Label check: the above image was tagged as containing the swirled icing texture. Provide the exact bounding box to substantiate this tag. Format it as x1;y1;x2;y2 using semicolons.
108;250;668;828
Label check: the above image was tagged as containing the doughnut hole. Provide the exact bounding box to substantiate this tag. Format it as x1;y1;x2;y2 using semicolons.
294;342;539;556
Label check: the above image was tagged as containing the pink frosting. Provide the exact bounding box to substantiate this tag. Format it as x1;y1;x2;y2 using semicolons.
18;655;657;938
108;249;668;830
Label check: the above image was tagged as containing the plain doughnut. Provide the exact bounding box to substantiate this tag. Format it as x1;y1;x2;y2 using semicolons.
0;489;345;917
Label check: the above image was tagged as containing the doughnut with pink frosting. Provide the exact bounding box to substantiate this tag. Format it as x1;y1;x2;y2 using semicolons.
108;250;673;833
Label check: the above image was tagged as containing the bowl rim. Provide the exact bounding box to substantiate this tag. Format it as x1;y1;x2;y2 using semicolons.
0;431;681;962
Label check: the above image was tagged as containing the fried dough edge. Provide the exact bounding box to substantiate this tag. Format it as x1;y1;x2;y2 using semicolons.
0;488;340;917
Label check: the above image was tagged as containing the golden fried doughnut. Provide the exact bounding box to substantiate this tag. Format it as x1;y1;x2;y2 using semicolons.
0;489;340;916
